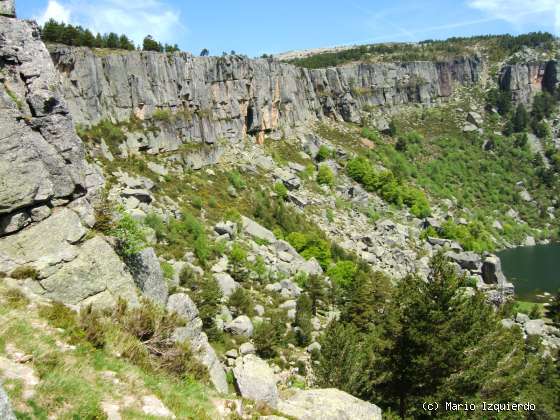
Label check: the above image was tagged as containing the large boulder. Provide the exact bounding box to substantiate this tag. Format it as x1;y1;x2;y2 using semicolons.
214;272;239;298
0;383;16;420
127;247;168;305
168;293;228;394
39;236;139;309
233;355;278;407
446;251;481;271
481;254;507;285
277;388;382;420
241;216;276;243
225;315;254;337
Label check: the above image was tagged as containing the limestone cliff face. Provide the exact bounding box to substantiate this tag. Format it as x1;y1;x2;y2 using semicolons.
0;9;139;310
499;60;559;105
51;46;482;145
0;14;96;236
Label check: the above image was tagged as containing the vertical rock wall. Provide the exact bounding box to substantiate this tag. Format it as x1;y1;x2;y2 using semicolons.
50;46;482;145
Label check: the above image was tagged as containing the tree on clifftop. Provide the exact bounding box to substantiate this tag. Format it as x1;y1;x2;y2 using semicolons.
142;35;163;52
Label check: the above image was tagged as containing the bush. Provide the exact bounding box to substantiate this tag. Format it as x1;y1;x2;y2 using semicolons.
111;211;147;257
3;288;30;309
161;262;175;279
152;109;173;122
274;181;289;199
227;170;246;190
287;232;332;269
347;156;431;217
228;287;254;317
327;261;358;290
316;145;333;162
361;127;380;142
10;265;39;280
295;294;313;346
253;320;282;358
317;165;335;187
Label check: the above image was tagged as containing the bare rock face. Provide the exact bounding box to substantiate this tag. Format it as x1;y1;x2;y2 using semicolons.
0;13;89;237
50;46;481;145
167;293;229;394
0;8;141;310
499;60;559;105
0;0;15;17
277;388;382;420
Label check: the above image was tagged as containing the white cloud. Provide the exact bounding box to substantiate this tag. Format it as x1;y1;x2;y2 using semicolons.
35;0;184;47
37;0;71;25
467;0;560;34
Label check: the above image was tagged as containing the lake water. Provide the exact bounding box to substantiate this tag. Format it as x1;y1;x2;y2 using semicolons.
497;243;560;302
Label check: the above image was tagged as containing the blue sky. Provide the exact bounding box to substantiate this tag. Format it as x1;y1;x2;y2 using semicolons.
17;0;560;57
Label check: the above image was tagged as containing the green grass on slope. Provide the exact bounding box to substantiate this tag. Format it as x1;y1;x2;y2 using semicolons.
317;102;560;250
0;284;215;419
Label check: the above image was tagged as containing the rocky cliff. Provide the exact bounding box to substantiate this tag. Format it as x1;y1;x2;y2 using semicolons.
499;59;559;104
50;46;482;145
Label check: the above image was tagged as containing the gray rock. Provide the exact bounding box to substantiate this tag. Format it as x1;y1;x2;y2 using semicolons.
277;388;382;420
516;313;530;324
239;342;256;355
51;45;481;151
0;17;88;236
214;221;236;238
214;272;239;298
147;162;168;176
39;236;139;309
225;349;238;358
445;251;481;271
167;293;198;322
501;319;516;329
525;319;547;336
121;188;153;204
0;383;16;420
233;355;278;407
481;255;507;285
254;304;265;316
128;248;169;305
226;315;254;337
241;216;276;243
297;258;323;276
466;111;483;127
306;342;321;353
524;236;536;246
0;0;16;17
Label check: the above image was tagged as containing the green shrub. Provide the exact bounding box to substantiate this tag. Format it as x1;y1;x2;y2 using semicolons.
111;212;147;257
3;288;30;309
274;181;289;199
347;156;430;217
294;294;313;346
152;109;173;122
361;127;380;142
316;145;333;162
253;321;280;358
287;232;332;269
227;170;246;190
228;287;254;317
10;266;39;280
327;261;358;290
317;165;335;187
161;262;175;279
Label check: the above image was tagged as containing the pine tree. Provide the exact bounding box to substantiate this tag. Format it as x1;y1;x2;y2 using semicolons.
512;103;529;132
143;35;163;52
294;293;313;346
305;275;326;315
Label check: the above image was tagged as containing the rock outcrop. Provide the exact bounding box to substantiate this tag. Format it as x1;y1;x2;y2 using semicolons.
233;354;279;408
51;46;481;145
499;60;559;105
0;14;90;237
277;388;382;420
0;4;138;309
167;293;228;394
